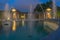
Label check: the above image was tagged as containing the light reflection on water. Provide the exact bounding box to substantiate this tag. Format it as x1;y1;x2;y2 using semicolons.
12;20;16;31
22;20;25;26
0;21;48;40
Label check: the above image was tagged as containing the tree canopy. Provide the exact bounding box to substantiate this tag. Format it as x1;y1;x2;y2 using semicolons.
34;0;52;12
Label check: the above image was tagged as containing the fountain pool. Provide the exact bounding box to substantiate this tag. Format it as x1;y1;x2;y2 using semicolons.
0;21;48;40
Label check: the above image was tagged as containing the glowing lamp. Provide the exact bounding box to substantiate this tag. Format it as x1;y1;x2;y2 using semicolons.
12;8;16;12
21;16;25;19
7;17;10;20
46;8;51;12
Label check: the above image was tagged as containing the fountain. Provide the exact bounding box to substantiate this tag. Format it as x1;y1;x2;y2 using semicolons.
2;3;11;35
52;0;57;19
27;5;35;35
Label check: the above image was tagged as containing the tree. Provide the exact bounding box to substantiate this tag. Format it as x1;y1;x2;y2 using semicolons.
34;4;42;12
34;0;52;12
45;0;52;8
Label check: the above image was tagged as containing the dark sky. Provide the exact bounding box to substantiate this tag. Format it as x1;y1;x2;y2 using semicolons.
0;0;60;12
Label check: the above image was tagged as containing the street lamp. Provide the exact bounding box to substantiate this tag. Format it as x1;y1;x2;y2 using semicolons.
12;8;16;12
46;8;51;12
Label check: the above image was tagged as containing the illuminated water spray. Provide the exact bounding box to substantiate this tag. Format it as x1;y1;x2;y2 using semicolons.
2;3;11;36
28;5;35;35
3;3;10;19
52;0;57;19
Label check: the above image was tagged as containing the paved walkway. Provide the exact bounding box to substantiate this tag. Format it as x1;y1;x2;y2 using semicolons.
44;21;58;31
42;22;60;40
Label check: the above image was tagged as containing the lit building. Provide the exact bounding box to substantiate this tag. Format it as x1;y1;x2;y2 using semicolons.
10;8;45;20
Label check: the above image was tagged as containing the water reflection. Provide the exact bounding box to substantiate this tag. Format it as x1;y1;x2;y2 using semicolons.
12;20;16;31
0;20;51;40
22;20;25;26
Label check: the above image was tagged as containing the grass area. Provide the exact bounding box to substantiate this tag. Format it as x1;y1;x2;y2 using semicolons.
57;11;60;17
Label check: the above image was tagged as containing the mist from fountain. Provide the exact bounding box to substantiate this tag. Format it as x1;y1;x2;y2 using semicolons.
27;5;35;35
2;3;11;36
3;3;10;20
52;0;57;19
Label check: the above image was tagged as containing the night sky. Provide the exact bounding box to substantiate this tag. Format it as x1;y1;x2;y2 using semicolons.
0;0;60;12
